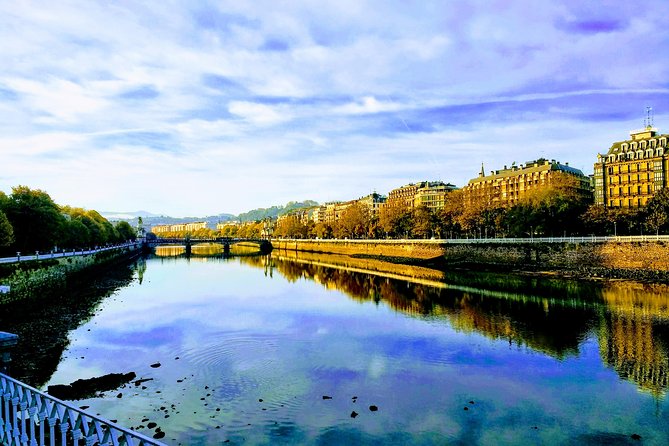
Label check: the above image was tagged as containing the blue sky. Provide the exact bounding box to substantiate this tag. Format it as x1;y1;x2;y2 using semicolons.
2;1;669;217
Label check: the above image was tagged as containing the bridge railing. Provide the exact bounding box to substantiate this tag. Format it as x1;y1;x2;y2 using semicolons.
0;372;164;446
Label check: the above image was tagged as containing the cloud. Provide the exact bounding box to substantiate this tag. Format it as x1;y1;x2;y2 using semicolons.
1;0;669;215
228;101;292;125
334;96;403;115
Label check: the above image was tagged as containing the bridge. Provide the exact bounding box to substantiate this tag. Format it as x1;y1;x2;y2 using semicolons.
150;237;272;255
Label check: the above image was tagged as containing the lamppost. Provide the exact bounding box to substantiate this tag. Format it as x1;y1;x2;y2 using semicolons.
614;221;617;237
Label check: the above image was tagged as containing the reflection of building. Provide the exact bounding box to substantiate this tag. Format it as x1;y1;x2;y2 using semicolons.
463;159;591;207
599;283;669;396
593;126;669;207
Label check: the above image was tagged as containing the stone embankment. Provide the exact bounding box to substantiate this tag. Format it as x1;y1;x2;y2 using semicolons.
271;239;669;281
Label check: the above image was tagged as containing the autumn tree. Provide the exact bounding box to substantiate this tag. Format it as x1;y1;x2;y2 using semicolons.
379;202;412;238
312;222;333;239
436;189;464;238
336;202;370;239
411;205;433;238
644;188;669;235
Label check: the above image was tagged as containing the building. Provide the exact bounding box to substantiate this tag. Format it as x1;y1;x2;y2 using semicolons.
414;182;456;210
386;181;456;210
463;159;591;207
356;192;387;217
151;221;207;234
593;126;669;208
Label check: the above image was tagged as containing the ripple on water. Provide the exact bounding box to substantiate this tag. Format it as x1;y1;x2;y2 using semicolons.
184;332;279;370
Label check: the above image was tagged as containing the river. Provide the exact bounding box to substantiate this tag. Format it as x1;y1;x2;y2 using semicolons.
6;244;669;445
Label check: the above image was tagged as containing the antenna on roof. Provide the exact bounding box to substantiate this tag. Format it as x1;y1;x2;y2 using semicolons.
645;106;654;129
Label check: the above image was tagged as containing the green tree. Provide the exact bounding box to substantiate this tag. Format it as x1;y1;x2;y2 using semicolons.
60;218;91;248
0;209;14;249
2;186;65;252
115;221;137;241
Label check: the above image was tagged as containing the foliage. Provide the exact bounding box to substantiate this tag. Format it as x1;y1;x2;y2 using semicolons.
643;188;669;235
1;186;65;253
335;202;370;239
411;206;433;238
274;215;308;238
237;200;319;222
379;203;412;238
0;209;14;249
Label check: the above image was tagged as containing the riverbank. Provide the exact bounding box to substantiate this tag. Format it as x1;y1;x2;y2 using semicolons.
271;239;669;283
0;244;142;304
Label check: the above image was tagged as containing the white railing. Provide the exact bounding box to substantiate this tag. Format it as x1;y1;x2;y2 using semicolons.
273;235;669;244
0;242;141;265
0;372;164;446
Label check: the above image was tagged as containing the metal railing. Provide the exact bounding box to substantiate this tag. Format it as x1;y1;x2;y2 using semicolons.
0;242;141;265
274;235;669;244
0;372;164;446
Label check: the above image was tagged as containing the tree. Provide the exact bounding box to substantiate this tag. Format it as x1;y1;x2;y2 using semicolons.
2;186;65;252
0;210;14;249
313;222;333;239
337;202;370;238
411;205;433;238
115;221;137;241
437;190;464;238
379;202;412;238
644;188;669;235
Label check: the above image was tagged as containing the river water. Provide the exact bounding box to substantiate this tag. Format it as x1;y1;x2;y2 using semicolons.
27;245;669;444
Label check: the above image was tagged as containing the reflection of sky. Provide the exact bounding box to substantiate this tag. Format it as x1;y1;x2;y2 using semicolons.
46;258;669;445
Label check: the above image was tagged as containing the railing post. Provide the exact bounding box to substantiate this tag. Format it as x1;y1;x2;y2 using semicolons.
0;331;18;375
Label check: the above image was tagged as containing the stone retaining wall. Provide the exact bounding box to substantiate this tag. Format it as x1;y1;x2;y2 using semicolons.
271;239;669;273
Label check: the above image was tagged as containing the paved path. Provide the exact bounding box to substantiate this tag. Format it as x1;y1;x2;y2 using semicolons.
0;242;140;264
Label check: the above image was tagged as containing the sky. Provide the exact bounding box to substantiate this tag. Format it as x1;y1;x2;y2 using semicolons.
2;1;669;217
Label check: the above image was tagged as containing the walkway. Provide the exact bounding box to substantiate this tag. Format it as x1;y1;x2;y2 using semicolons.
0;241;141;265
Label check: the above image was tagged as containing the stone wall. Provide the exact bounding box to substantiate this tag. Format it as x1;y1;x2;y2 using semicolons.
271;239;669;273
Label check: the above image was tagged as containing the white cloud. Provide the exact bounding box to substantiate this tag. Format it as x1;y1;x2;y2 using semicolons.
334;96;403;115
1;0;668;215
228;101;292;126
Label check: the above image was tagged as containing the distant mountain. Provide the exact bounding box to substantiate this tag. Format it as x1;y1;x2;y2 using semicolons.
101;210;160;220
140;214;235;229
237;200;319;222
107;200;318;229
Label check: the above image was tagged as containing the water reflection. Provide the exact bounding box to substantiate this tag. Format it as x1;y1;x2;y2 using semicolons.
242;252;669;397
24;252;669;444
154;242;265;258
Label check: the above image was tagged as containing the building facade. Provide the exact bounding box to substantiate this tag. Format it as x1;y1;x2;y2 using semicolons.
386;181;456;210
593;126;669;208
463;159;591;207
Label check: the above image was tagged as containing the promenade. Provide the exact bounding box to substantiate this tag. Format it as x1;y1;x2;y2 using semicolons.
0;241;141;264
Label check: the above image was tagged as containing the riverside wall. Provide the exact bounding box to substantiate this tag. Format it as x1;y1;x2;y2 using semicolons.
271;239;669;274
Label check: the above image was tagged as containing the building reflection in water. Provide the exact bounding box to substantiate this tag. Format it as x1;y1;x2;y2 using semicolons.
240;251;669;398
598;282;669;397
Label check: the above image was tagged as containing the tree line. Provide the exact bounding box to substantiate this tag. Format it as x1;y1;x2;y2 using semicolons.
0;186;136;255
272;173;669;239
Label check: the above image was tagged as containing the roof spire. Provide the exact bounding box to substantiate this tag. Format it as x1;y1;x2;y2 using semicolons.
480;162;485;178
645;106;654;129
